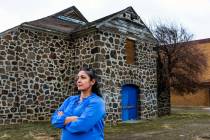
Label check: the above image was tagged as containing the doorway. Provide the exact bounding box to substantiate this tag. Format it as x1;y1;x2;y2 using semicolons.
121;84;139;121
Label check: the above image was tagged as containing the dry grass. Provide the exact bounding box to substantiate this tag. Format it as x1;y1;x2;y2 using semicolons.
0;107;210;140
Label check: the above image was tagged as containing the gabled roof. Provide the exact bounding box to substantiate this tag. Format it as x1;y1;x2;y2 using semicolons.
23;6;88;33
73;6;147;33
20;6;152;38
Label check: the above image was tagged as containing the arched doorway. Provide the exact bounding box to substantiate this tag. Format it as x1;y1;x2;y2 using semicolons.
121;84;139;121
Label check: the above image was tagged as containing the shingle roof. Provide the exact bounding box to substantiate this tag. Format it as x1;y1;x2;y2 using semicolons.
22;6;148;35
72;6;145;33
23;6;88;33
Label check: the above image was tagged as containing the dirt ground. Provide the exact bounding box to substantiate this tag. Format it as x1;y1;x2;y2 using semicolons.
1;107;210;140
105;107;210;140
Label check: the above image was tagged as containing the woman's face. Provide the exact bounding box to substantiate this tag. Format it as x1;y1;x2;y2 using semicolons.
76;70;95;91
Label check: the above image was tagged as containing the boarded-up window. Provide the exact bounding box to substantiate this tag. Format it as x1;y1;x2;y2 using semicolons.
125;39;135;64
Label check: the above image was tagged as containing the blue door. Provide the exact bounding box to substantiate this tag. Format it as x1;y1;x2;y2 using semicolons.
121;85;139;121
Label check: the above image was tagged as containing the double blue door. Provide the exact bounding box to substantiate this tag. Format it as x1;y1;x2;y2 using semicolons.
121;85;139;121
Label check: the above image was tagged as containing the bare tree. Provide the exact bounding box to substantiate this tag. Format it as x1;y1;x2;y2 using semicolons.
151;23;207;96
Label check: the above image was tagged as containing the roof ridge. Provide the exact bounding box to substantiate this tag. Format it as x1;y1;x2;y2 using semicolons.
52;6;88;23
188;38;210;44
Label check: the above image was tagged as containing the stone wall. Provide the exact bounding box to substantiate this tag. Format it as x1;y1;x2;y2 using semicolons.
71;30;158;124
0;26;159;125
158;91;170;116
0;27;74;124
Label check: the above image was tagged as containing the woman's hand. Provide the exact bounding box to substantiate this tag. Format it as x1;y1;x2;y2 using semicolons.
64;116;78;125
57;111;64;116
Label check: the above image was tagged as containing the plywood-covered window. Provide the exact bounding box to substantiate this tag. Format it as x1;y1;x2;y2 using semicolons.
125;38;135;64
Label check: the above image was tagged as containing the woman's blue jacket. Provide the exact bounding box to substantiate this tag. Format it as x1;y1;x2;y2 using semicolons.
51;93;106;140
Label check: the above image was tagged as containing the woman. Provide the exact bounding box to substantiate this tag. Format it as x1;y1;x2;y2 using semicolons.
51;67;106;140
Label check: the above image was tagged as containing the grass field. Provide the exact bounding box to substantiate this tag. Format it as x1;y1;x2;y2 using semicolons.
1;107;210;140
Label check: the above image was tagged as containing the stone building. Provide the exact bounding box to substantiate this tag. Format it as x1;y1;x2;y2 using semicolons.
0;6;169;125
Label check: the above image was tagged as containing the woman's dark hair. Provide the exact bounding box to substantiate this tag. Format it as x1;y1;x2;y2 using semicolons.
78;67;102;98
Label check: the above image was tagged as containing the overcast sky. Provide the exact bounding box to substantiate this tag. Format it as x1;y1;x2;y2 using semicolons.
1;0;210;40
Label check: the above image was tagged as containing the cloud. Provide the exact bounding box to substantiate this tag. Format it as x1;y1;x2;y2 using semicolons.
0;8;22;31
0;0;210;39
